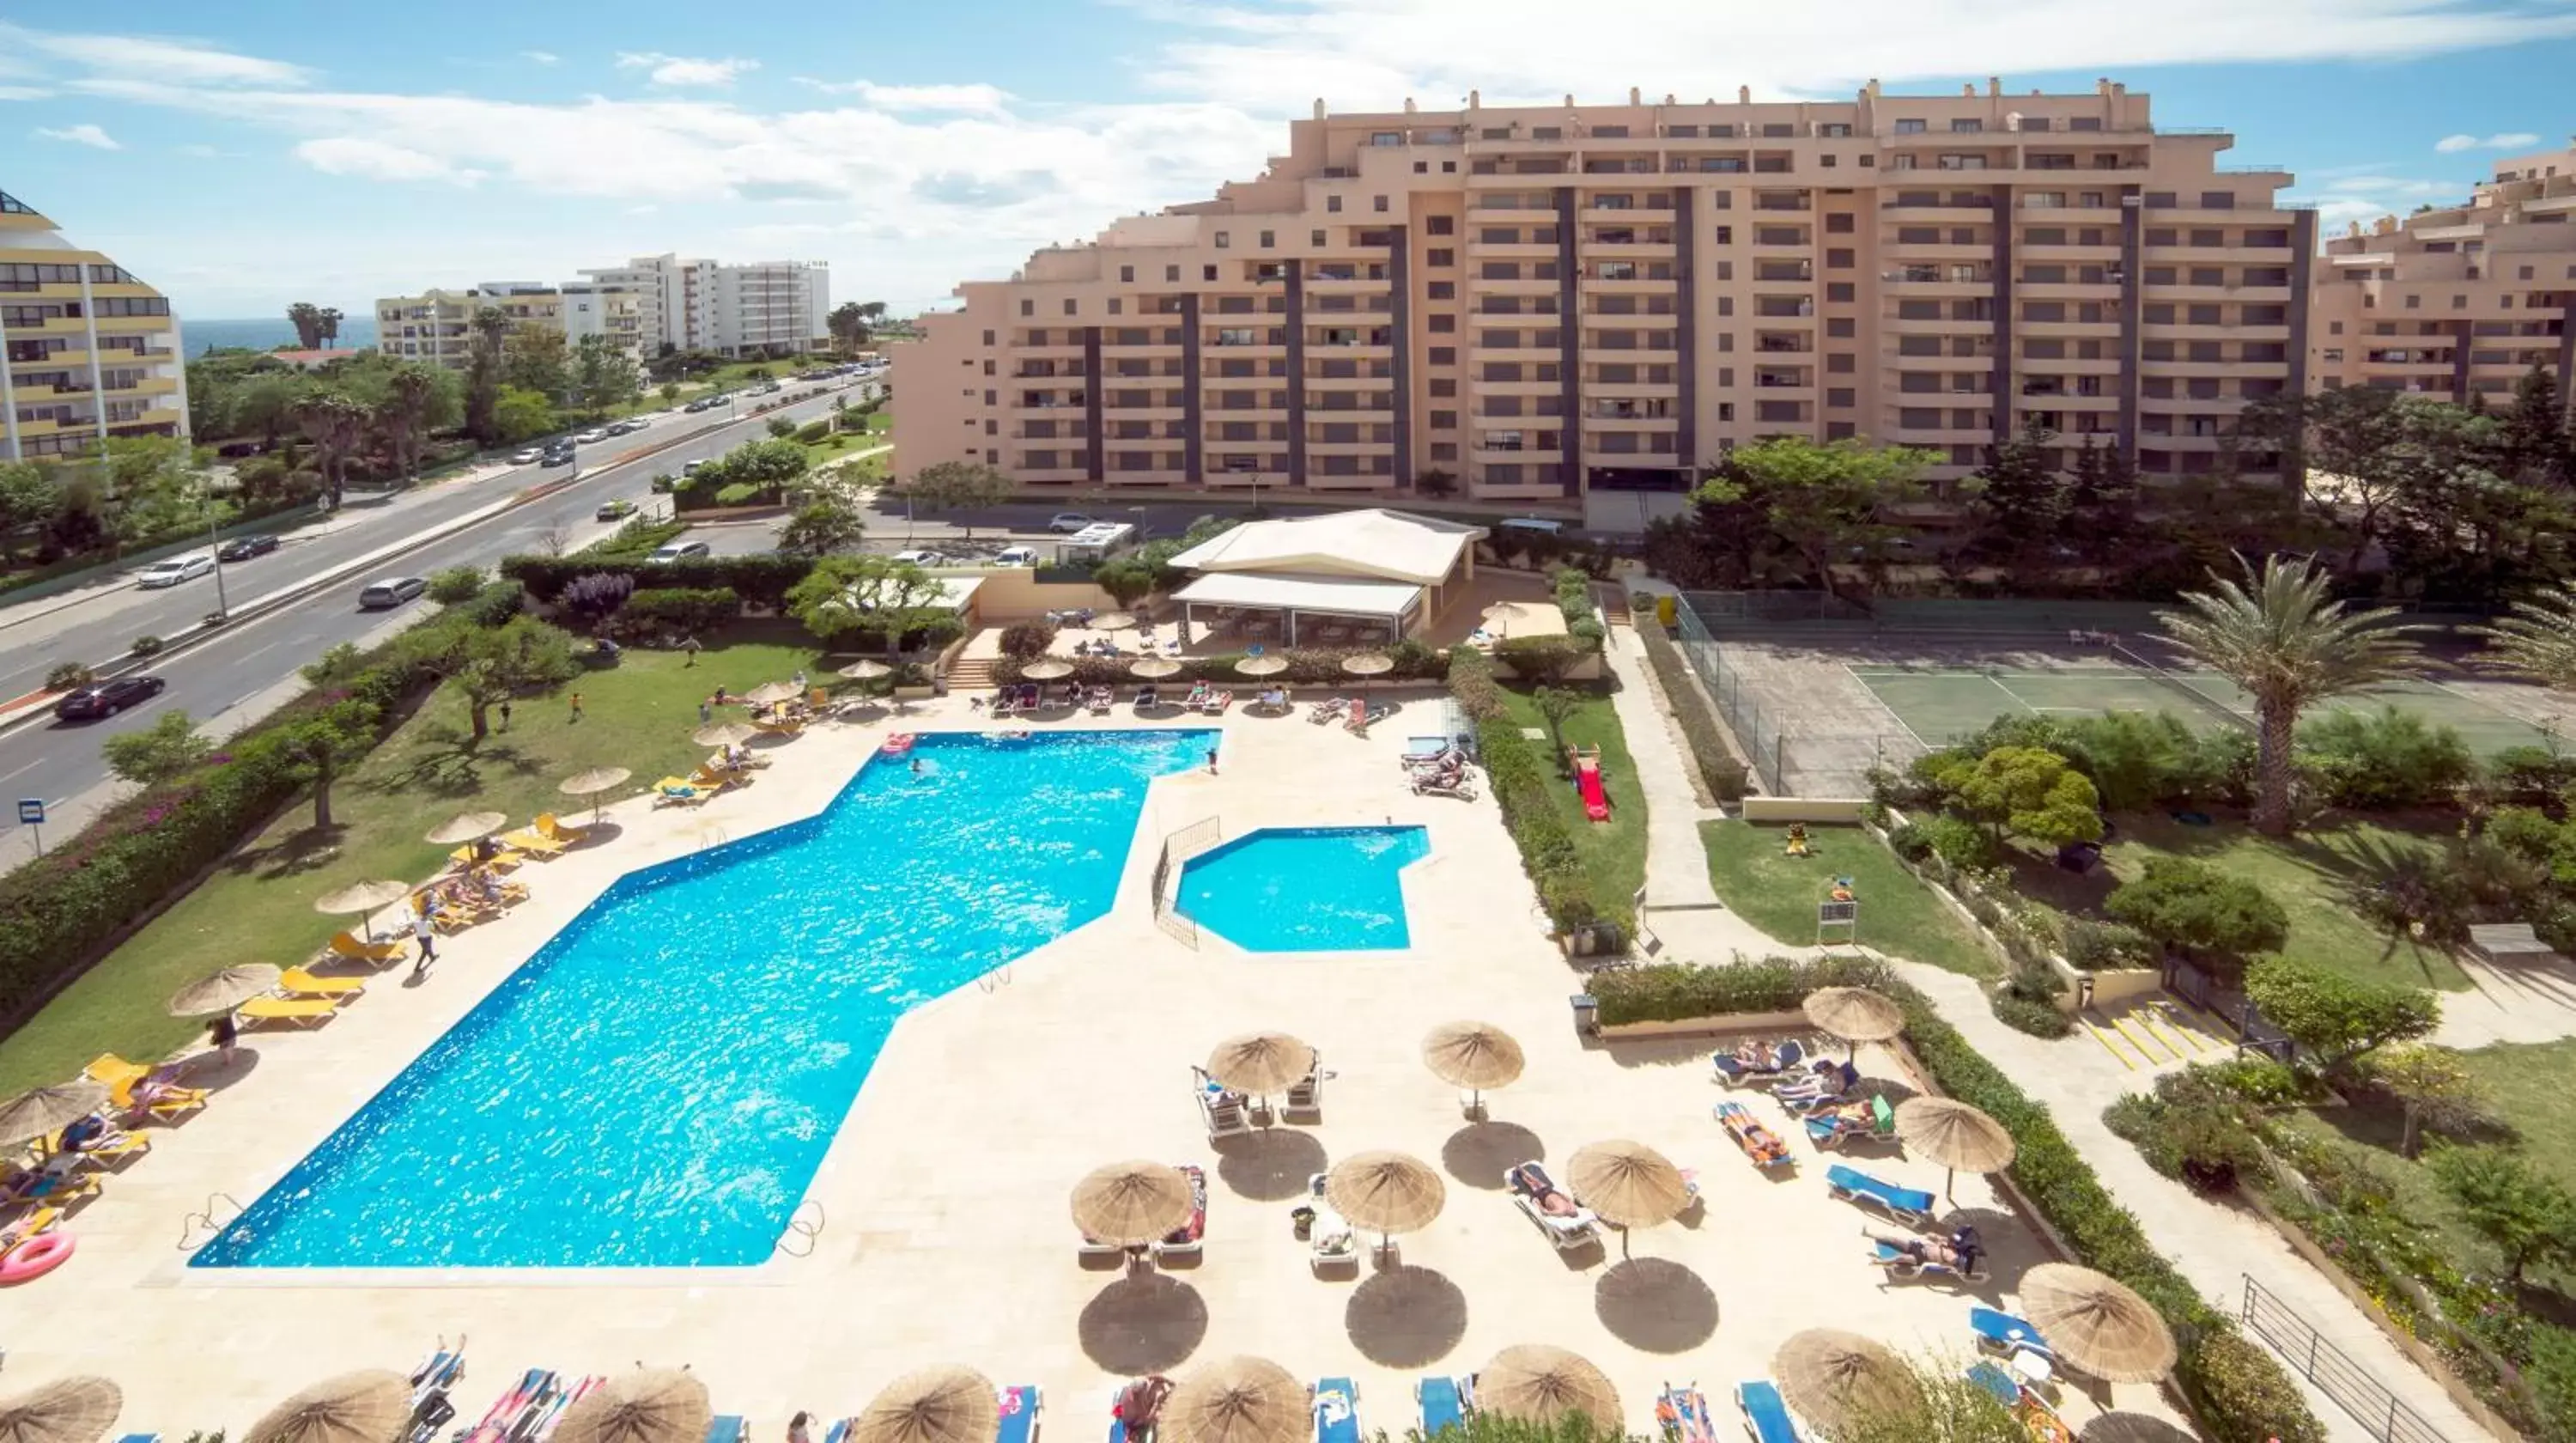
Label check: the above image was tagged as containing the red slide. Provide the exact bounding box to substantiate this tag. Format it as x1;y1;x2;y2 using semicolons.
1576;759;1612;822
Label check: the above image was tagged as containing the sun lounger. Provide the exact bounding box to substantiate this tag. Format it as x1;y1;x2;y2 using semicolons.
1414;1379;1468;1437
0;1204;66;1258
1963;1363;2068;1442
84;1056;209;1122
1871;1238;1990;1284
1133;687;1161;709
1777;1060;1861;1111
43;1118;149;1170
703;1418;746;1443
1656;1385;1715;1443
1710;1038;1806;1086
1312;1379;1359;1443
1413;771;1478;800
239;995;344;1029
1088;688;1113;715
1806;1094;1898;1152
1283;1054;1324;1119
329;930;404;965
1308;696;1350;722
1506;1160;1601;1250
499;813;584;855
1715;1100;1795;1171
2;1160;100;1209
1153;1164;1209;1263
1969;1306;2055;1368
1306;1184;1360;1273
449;843;528;871
1193;1066;1253;1141
1824;1164;1934;1227
279;965;366;999
995;1386;1042;1443
1732;1382;1801;1443
653;778;715;806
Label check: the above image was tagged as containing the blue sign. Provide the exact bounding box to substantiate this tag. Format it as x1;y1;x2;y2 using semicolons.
15;799;42;825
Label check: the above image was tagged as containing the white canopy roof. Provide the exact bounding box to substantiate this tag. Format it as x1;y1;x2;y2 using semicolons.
1165;508;1485;585
1171;571;1421;619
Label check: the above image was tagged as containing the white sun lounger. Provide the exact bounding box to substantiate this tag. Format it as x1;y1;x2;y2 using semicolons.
1505;1160;1600;1250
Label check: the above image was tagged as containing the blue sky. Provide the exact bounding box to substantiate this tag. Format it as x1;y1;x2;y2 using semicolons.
5;0;2574;322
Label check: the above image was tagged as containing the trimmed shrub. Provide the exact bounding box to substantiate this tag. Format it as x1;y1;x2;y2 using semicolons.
998;621;1058;661
618;587;740;636
2296;706;2474;811
1448;646;1509;722
996;647;1446;691
129;635;165;658
46;661;94;691
1634;620;1751;802
578;518;689;562
1479;714;1598;934
795;418;830;443
2062;918;2158;972
1495;634;1589;684
1992;989;2072;1038
2105;858;2287;975
425;564;487;605
2483;746;2576;813
502;553;817;609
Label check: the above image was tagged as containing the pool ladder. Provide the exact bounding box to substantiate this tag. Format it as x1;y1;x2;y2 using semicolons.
775;1200;827;1257
976;965;1015;994
176;1191;243;1251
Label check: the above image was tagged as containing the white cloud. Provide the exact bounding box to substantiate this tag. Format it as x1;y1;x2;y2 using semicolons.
295;137;483;185
0;85;51;101
520;50;560;66
35;123;118;149
615;52;757;87
795;79;1014;115
2434;131;2543;152
0;24;308;86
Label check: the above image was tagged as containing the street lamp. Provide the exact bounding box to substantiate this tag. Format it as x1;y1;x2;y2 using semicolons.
201;478;230;621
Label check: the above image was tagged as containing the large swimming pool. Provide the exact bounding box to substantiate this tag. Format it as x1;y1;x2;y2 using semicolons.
194;728;1215;1269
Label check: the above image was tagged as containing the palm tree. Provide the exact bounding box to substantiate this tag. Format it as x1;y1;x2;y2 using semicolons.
379;365;440;481
2470;586;2576;691
2158;554;2428;836
826;301;869;356
286;301;324;350
319;307;344;348
295;392;368;508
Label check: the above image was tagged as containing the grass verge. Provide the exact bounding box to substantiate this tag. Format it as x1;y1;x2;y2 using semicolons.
1702;819;2000;978
1496;683;1647;922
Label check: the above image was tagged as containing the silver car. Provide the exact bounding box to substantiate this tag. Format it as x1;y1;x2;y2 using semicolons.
136;554;215;588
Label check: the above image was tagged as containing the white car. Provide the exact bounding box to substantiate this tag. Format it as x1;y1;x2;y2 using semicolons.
993;545;1041;566
1048;513;1100;533
892;549;946;567
574;428;611;444
509;447;544;465
647;540;711;563
136;554;215;588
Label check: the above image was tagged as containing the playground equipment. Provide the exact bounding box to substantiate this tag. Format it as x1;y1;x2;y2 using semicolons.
1568;746;1612;822
1784;824;1813;856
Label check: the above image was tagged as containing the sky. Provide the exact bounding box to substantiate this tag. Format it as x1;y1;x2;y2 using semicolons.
4;0;2575;323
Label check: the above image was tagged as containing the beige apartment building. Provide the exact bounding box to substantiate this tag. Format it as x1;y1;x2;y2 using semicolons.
2310;144;2576;404
897;79;2308;519
376;283;565;371
0;185;189;461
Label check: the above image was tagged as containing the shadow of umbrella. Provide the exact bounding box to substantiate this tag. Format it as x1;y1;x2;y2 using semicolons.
1344;1266;1468;1368
1850;1075;1920;1106
1594;1257;1720;1354
1213;1128;1328;1202
169;1048;264;1091
2077;1414;2197;1443
1078;1273;1211;1375
1441;1121;1544;1190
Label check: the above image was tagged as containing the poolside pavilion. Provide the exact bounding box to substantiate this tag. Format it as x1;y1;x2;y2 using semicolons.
1163;508;1486;648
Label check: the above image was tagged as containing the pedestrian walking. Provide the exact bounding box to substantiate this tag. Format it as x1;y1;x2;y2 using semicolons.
683;636;702;667
700;699;714;725
569;691;585;723
411;910;438;977
498;698;513;733
209;1013;239;1060
1206;746;1219;775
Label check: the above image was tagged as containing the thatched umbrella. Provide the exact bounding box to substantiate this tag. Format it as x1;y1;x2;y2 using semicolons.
1022;660;1075;681
424;811;508;846
1893;1097;2017;1201
1421;1020;1523;1113
744;681;804;707
1091;612;1138;632
848;1368;997;1443
0;1081;109;1149
168;964;283;1018
1321;1151;1446;1256
1340;653;1394;677
1069;1160;1196;1247
242;1371;413;1443
313;880;411;941
1802;986;1905;1056
1163;1359;1308;1443
2020;1263;2179;1383
1234;655;1288;678
1772;1330;1917;1438
0;1377;122;1443
837;661;894;681
550;1370;711;1443
560;765;634;825
1131;657;1182;679
1206;1032;1315;1101
1567;1139;1692;1257
693;722;760;748
1474;1346;1619;1427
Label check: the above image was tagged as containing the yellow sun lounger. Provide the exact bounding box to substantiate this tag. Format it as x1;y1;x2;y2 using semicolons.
279;966;366;999
45;1123;150;1167
687;765;738;790
536;812;590;844
329;931;404;966
495;819;568;856
449;843;527;870
238;995;345;1029
1;1165;98;1210
653;778;715;807
754;716;805;736
83;1055;210;1122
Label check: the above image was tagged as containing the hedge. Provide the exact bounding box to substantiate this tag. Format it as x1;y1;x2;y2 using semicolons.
502;553;817;610
1449;648;1601;934
0;581;532;1032
1637;619;1751;801
620;587;741;636
1590;959;2326;1443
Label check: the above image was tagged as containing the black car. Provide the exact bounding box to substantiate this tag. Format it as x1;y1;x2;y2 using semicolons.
216;533;280;562
540;448;576;467
55;674;167;722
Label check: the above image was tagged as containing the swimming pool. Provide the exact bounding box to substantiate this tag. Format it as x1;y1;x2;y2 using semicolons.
1176;825;1429;953
194;728;1215;1269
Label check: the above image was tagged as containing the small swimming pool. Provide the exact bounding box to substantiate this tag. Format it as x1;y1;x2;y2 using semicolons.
194;728;1214;1269
1177;825;1429;953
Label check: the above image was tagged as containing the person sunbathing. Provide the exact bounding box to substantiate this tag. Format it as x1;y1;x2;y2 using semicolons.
1508;1164;1581;1218
1868;1224;1982;1271
1732;1039;1779;1069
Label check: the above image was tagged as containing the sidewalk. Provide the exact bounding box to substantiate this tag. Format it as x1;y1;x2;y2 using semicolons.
1593;617;2496;1443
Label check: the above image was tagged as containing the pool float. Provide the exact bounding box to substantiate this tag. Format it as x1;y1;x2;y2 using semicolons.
879;733;917;758
0;1231;73;1284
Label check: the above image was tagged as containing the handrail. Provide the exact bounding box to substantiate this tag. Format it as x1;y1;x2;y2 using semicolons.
177;1190;244;1251
775;1199;826;1257
2239;1274;2450;1443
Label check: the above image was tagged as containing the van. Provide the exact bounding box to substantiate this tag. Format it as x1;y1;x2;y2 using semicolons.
1497;517;1566;539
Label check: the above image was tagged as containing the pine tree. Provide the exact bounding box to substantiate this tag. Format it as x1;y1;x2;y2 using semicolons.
2490;364;2573;487
1970;416;2067;569
2067;437;2137;558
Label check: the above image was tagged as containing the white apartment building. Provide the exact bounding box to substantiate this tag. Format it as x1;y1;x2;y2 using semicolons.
579;254;830;356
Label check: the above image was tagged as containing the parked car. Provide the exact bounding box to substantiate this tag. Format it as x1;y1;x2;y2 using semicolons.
683;460;708;475
893;549;947;567
358;575;428;609
54;674;165;722
647;540;710;563
993;545;1041;566
540;448;576;467
216;533;279;562
1048;513;1100;533
595;498;638;521
573;428;608;444
683;398;716;413
611;418;648;435
136;554;216;588
510;447;544;464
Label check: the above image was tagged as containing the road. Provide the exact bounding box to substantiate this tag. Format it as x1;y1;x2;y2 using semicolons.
0;387;860;855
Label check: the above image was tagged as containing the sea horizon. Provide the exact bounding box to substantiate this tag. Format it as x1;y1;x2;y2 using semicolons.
181;314;380;356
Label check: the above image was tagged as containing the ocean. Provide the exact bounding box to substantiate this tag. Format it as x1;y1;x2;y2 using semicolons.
182;314;380;356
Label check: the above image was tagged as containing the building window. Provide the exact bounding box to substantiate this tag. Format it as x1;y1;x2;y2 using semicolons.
1431;377;1457;397
1951;119;1983;132
1826;283;1855;303
1064;299;1078;315
1826;352;1855;373
1714;225;1733;244
1716;296;1734;317
1166;265;1180;282
1019;300;1034;317
1327;195;1342;212
2404;295;2421;309
1204;265;1218;282
1259;230;1275;248
1214;231;1230;248
2321;348;2344;362
1119;265;1134;283
1820;155;1837;167
1413;161;1428;174
1443;161;1456;173
1827;387;1855;407
1427;215;1455;235
1428;248;1455;266
1894;119;1927;134
1428;281;1455;300
1431;410;1457;429
2453;294;2468;309
1107;299;1121;315
1430;345;1456;364
1826;212;1854;234
1716;261;1733;281
1826;248;1853;269
981;330;996;345
1826;317;1856;338
1429;314;1455;332
1431;441;1458;460
1717;402;1735;421
983;359;995;375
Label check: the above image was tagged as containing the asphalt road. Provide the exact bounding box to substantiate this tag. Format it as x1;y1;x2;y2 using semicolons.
0;386;858;853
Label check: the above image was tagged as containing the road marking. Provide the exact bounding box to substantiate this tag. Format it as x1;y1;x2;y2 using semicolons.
0;759;39;783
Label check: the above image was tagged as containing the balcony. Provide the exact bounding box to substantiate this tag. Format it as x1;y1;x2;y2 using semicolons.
1306;265;1389;289
2016;317;2120;339
1467;233;1562;259
2016;279;2121;301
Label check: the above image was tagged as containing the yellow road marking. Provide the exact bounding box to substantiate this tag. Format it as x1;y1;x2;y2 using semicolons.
2080;1012;2137;1071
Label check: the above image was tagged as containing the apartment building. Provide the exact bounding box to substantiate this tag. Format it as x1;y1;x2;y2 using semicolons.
899;79;2306;518
560;280;652;356
375;283;565;371
578;254;831;356
0;185;188;461
2310;144;2576;405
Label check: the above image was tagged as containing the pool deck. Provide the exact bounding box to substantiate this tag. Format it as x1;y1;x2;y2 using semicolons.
21;688;2189;1440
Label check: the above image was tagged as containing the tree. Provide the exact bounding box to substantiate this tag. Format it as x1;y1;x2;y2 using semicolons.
426;565;487;605
785;554;944;650
2424;1144;2576;1283
1968;416;2067;574
2229;388;2416;570
1414;466;1459;499
228;370;313;451
376;363;447;482
464;306;511;444
0;460;57;563
776;494;867;557
1093;557;1157;608
274;697;379;828
100;709;212;787
439;618;579;740
2064;437;2137;562
318;306;344;348
659;381;683;406
2485;363;2573;489
902;460;1015;538
2105;858;2290;972
293;391;369;508
1830;1360;2022;1443
1690;435;1933;600
490;386;557;444
827;301;872;356
767;417;799;439
2157;554;2427;835
287;301;325;350
301;642;365;688
2242;954;2439;1072
2363;1044;2486;1158
856;300;888;323
569;333;643;414
503;323;573;402
1534;686;1583;769
1948;745;2104;849
2471;586;2576;691
558;572;635;630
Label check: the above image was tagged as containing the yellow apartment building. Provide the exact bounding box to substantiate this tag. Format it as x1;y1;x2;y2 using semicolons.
375;283;566;371
0;185;189;462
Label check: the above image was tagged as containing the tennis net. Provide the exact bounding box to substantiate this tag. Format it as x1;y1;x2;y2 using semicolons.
2111;640;2256;732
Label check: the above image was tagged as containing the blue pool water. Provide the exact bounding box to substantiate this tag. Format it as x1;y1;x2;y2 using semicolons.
1177;825;1429;953
194;728;1214;1269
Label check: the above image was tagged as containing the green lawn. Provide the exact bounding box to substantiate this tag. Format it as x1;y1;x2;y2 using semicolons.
1496;684;1647;924
0;636;831;1095
1702;820;2001;978
1996;813;2464;990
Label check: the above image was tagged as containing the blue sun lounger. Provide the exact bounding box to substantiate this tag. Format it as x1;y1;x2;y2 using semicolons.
1313;1379;1360;1443
703;1419;746;1443
1825;1164;1935;1227
996;1386;1042;1443
1710;1038;1804;1086
1965;1362;2022;1407
1414;1378;1467;1436
1732;1382;1801;1443
1969;1307;2052;1363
